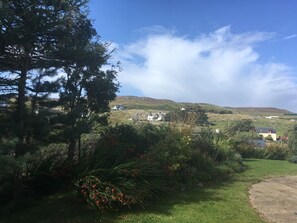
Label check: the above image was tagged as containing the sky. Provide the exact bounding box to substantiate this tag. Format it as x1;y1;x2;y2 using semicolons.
88;0;297;112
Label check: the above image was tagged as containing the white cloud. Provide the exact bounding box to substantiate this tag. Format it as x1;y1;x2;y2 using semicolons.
115;26;297;111
284;34;297;40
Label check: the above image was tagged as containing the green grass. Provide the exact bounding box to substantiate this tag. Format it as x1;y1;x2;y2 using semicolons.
111;159;297;223
1;159;297;223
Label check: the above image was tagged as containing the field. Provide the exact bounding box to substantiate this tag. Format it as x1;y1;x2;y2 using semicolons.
2;159;297;223
110;96;296;136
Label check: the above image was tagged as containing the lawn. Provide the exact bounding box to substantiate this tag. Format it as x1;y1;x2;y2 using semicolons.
1;159;297;223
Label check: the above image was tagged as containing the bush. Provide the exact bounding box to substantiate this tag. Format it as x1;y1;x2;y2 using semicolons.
23;143;72;195
288;155;297;163
75;124;243;211
264;144;292;160
235;143;265;159
0;155;18;205
76;160;167;212
264;135;274;141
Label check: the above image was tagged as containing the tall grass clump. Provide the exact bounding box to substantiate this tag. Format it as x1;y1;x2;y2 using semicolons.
75;124;243;212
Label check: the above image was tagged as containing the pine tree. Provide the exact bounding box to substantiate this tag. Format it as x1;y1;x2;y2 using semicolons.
59;42;119;160
0;0;98;155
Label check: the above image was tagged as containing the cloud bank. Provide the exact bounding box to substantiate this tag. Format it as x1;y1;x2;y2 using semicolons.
116;26;297;111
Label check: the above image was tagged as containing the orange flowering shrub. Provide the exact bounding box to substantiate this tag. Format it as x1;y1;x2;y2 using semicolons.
75;175;137;212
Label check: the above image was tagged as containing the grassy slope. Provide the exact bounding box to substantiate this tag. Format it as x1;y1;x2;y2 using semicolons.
111;96;292;115
2;159;297;223
111;96;231;113
110;96;295;136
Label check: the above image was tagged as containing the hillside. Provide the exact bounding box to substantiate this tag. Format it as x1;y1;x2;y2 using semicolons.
226;107;292;116
111;96;293;115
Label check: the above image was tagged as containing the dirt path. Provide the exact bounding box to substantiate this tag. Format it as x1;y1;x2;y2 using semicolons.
249;176;297;223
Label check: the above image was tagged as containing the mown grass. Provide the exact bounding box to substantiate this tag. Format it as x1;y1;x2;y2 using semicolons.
1;159;297;223
111;159;297;223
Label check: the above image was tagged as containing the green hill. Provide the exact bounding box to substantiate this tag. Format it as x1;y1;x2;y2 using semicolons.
111;96;292;115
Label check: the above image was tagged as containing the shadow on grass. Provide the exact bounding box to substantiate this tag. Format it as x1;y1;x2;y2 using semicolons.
1;162;259;223
0;179;237;223
106;176;241;222
0;190;104;223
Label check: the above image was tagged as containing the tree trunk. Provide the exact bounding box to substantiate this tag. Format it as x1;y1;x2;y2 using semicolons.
78;136;81;162
68;139;77;161
15;62;28;157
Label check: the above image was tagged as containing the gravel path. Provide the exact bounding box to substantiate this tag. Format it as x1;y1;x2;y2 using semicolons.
249;176;297;223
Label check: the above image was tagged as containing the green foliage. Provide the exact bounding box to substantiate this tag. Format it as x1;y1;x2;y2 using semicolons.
23;144;73;194
0;155;18;205
0;0;97;152
288;155;297;163
264;144;292;160
74;124;243;211
235;143;265;159
0;0;119;162
288;124;297;155
76;160;167;212
264;135;273;141
0;143;73;206
165;106;209;126
235;142;292;160
225;119;254;136
2;159;297;223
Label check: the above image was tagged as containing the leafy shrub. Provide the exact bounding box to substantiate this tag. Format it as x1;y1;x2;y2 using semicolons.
225;119;254;136
235;143;265;159
24;143;72;194
76;160;167;212
288;124;297;155
288;155;297;163
191;130;237;164
0;155;18;205
264;144;292;160
264;135;274;141
76;124;243;211
76;175;136;212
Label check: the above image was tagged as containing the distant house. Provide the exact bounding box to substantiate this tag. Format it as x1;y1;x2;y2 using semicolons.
147;112;166;121
111;105;126;111
265;116;279;119
255;127;277;141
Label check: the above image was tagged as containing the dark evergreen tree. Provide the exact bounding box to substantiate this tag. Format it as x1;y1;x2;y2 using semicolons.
58;42;119;161
0;0;99;156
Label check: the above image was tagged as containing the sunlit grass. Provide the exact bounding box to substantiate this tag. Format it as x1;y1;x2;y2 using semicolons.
111;159;297;223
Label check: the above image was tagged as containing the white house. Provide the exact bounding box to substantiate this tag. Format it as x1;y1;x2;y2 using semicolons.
265;116;279;119
147;112;166;121
255;127;277;141
111;105;126;111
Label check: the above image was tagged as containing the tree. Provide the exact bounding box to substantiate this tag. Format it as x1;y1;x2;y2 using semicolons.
0;0;119;202
0;0;97;155
225;119;254;136
58;42;119;161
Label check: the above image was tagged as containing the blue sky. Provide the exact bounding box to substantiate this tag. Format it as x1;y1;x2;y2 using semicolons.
89;0;297;111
